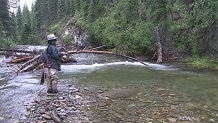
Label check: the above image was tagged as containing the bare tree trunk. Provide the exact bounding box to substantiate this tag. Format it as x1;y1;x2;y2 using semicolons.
156;41;163;63
155;29;163;63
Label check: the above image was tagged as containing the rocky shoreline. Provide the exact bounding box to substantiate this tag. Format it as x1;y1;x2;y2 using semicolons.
22;85;94;123
16;84;218;123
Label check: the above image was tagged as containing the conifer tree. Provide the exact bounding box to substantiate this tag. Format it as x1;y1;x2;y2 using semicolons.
48;0;58;25
0;20;6;40
80;0;90;19
16;5;22;35
0;0;13;37
34;0;49;30
0;0;16;47
57;0;66;21
22;4;31;29
30;4;36;34
66;0;75;16
21;23;32;44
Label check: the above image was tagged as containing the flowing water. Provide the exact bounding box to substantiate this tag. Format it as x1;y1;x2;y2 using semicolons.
0;54;218;122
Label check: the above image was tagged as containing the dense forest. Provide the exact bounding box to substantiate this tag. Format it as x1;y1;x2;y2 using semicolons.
0;0;218;62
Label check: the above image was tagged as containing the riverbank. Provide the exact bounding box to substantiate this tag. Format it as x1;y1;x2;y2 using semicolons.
19;84;93;123
180;56;218;70
19;82;217;123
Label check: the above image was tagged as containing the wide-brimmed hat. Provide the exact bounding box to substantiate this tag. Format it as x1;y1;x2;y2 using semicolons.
47;34;58;41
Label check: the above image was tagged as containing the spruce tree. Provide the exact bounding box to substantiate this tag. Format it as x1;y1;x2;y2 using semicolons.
48;0;58;25
21;23;32;44
16;5;22;36
57;0;66;21
0;0;13;37
34;0;49;31
22;4;31;30
0;20;6;40
66;0;73;16
30;4;36;34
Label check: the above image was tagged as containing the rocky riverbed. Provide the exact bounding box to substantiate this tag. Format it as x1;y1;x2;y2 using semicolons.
13;83;218;123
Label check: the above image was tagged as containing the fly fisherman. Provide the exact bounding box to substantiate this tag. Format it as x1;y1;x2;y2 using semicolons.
46;34;66;93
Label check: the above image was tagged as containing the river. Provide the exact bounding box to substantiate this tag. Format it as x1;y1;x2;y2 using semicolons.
0;54;217;122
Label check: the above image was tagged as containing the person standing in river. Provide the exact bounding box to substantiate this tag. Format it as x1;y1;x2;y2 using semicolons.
46;34;66;93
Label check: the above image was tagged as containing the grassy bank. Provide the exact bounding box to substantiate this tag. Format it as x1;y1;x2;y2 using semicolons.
180;56;218;70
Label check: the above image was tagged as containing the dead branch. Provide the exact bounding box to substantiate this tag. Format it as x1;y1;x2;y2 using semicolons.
67;50;148;66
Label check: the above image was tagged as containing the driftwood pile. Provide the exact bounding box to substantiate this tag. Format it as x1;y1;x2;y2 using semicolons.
0;48;77;73
0;48;147;73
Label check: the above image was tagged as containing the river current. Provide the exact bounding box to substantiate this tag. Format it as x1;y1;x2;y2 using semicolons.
0;54;217;122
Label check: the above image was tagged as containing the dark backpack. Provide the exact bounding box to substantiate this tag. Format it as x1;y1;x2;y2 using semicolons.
40;49;53;68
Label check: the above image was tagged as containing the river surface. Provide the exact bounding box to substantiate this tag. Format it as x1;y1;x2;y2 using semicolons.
0;54;218;122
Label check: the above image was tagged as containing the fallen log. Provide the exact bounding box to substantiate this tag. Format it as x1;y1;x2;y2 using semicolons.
67;50;148;66
0;49;39;54
15;50;147;73
7;56;34;63
15;54;41;73
16;57;77;73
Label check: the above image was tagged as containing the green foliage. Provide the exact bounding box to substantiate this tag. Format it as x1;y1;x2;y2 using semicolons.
66;0;76;16
16;6;23;36
50;22;61;32
48;0;58;25
21;24;32;44
22;4;31;27
183;56;218;69
188;0;218;56
75;18;87;30
84;0;154;55
0;0;17;48
0;37;16;48
12;0;218;62
57;0;66;21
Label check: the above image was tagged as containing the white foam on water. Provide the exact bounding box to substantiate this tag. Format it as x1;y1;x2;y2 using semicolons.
61;61;177;73
62;63;105;73
144;62;178;70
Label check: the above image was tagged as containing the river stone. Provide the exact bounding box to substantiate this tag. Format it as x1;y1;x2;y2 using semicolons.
156;87;168;91
58;112;67;116
11;120;20;123
25;112;31;118
41;114;51;119
26;106;31;111
0;117;4;121
35;99;41;103
167;117;177;122
170;105;177;110
36;121;47;123
50;111;61;123
59;96;64;100
98;100;107;107
38;109;46;114
102;88;136;99
23;102;29;106
128;104;136;107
